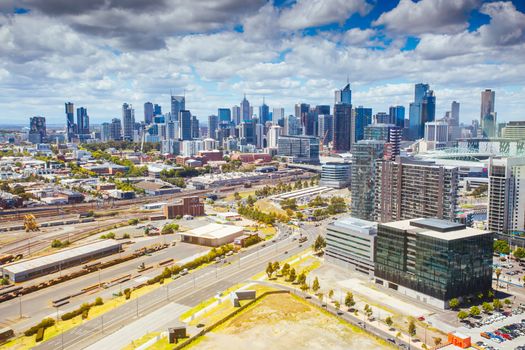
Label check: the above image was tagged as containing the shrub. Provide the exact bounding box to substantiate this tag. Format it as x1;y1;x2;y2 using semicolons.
123;233;130;239
128;218;139;225
161;223;179;235
35;327;44;342
81;309;89;320
24;318;55;336
175;215;182;220
100;232;116;239
94;297;103;306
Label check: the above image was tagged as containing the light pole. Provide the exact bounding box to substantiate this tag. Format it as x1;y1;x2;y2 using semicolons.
136;298;139;317
18;294;22;319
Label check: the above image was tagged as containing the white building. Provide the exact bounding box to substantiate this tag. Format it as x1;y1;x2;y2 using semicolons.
180;223;244;247
267;125;282;148
181;140;204;157
424;121;449;144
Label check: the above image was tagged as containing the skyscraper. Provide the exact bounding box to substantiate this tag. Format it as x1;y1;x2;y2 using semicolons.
351;140;385;220
218;108;231;123
488;157;525;234
450;101;460;126
295;103;310;135
267;125;282;148
318;114;333;145
409;83;435;140
76;107;89;135
272;107;285;124
154;104;162;116
65;102;75;141
179;110;192;140
231;105;241;125
191;115;199;139
101;122;110;142
353;106;372;145
109;118;122;141
259;98;270;125
389;105;405;129
208;114;218;140
283;114;300;136
144;102;154;124
480;89;496;138
122;103;135;141
374;157;459;223
28;116;46;144
171;95;185;122
240;95;250;122
335;83;352;104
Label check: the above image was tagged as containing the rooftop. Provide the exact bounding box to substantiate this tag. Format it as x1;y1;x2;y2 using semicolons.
183;223;243;239
331;216;377;234
381;218;490;241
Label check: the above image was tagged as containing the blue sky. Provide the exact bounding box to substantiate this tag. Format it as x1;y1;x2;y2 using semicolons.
0;0;524;126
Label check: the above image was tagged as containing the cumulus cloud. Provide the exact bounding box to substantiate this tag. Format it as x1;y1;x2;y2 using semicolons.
279;0;370;30
479;1;525;46
374;0;480;35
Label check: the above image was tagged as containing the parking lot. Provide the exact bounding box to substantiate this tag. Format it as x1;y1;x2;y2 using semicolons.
459;305;525;350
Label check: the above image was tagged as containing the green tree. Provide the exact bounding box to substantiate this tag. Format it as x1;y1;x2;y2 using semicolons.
482;301;494;313
457;310;468;320
312;277;320;293
504;298;512;306
344;292;355;310
493;298;503;311
408;320;416;337
469;305;480;317
300;283;308;292
385;316;393;328
334;301;340;311
493;240;510;255
281;263;290;277
449;298;460;310
434;337;442;347
233;192;241;201
318;292;324;304
313;235;326;253
296;272;306;285
272;261;280;272
328;289;334;300
495;268;502;289
266;262;274;279
514;247;525;260
288;268;296;282
295;211;304;220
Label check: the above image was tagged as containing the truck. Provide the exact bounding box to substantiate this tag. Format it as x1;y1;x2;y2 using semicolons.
299;236;308;243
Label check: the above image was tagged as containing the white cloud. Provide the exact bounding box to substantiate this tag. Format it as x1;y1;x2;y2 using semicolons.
374;0;480;35
279;0;370;30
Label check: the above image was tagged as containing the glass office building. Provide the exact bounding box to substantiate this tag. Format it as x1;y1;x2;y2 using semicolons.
374;218;493;308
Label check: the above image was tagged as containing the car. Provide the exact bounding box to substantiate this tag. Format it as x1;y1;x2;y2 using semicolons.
417;316;425;321
284;251;288;254
387;338;395;343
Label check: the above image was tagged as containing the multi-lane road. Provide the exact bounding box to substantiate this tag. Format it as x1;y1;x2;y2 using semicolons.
34;229;308;350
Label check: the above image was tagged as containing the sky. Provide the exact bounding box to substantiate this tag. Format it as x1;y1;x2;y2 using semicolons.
0;0;524;126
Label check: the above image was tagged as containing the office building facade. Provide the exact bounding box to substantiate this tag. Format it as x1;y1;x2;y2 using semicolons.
65;102;75;141
277;135;320;164
353;106;372;146
208;114;218;140
171;95;185;122
389;105;405;129
28;116;46;144
320;162;351;188
326;217;377;275
318;114;333;145
121;103;135;141
480;89;496;138
144;102;154;124
374;218;493;308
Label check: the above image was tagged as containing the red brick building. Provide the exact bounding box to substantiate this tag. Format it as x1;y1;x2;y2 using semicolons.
230;153;272;163
198;150;223;162
163;196;205;218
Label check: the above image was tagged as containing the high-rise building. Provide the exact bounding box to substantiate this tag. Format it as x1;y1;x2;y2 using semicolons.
295;103;310;134
144;102;154;124
121;103;135;141
374;157;459;223
28;116;46;144
488;157;525;234
502;121;525;140
333;104;352;152
318;114;333;145
231;105;241;125
315;105;330;116
272;108;285;124
364;124;401;160
283;114;300;136
450;101;460;126
389;105;405;129
259;99;270;125
218;108;231;123
171;95;185;122
335;83;352;104
65;102;75;141
374;218;493;309
352;106;372;146
154;104;162;116
208;115;218;140
191;115;200;139
238;120;256;145
351;140;385;220
480;89;496;138
179;110;192;140
267;125;282;148
374;112;390;124
109;118;122;141
409;83;435;140
277;135;320;164
76;107;89;135
425;121;449;146
101;122;110;142
240;95;250;122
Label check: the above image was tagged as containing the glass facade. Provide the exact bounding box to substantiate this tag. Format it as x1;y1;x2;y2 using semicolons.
375;222;493;301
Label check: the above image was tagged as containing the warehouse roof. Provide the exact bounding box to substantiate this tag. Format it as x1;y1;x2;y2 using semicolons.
182;223;243;239
2;240;122;275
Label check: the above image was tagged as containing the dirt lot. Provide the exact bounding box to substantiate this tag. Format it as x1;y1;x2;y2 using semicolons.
189;293;393;350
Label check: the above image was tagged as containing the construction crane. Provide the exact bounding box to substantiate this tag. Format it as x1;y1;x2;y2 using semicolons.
23;214;39;232
320;130;329;152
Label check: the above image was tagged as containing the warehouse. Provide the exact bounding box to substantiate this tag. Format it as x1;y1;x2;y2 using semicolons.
0;240;122;282
180;223;244;247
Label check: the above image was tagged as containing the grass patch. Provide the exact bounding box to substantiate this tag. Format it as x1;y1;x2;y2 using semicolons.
121;331;161;350
254;198;287;216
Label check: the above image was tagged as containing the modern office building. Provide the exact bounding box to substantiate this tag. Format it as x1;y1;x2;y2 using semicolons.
28;116;46;144
208;114;218;140
389;105;405;129
351;140;385;220
277;135;320;164
374;157;459;223
153;104;162;116
240;95;251;122
318;114;333;145
238;120;256;145
191;115;199;139
320;162;351;188
76;107;89;135
333;103;352;152
144;102;154;124
502;121;525;140
272;107;285;124
424;121;449;146
352;106;372;145
374;218;493;309
109;118;122;141
409;83;435;140
259;99;270;124
267;125;282;148
480;89;496;138
218;108;231;123
364;123;401;160
179;110;192;140
65;102;75;141
488;157;525;235
335;82;352;104
374;112;391;124
325;217;377;275
231;105;241;125
122;103;135;141
283;114;301;136
101;122;110;142
171;95;185;122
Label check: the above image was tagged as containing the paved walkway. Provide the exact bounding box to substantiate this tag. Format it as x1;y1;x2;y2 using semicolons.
84;302;189;350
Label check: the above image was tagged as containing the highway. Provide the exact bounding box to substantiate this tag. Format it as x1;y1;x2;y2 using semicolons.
34;231;307;350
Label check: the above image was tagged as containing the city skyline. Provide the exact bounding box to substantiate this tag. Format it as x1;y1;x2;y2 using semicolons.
0;0;524;124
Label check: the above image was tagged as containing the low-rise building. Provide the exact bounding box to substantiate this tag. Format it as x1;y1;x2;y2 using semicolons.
320;162;351;188
163;196;205;219
374;218;493;309
325;217;377;275
180;223;244;247
135;180;181;196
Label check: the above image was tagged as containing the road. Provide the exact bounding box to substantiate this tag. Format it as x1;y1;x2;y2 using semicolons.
0;237;208;332
33;232;306;350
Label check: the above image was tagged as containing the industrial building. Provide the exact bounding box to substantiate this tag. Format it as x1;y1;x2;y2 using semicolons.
163;196;205;219
0;240;122;282
374;218;492;309
180;223;244;247
325;217;377;275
